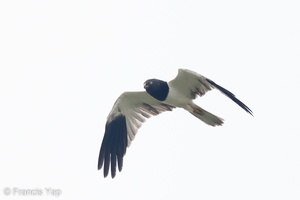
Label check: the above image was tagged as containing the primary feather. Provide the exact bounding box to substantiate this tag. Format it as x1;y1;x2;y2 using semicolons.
98;92;175;178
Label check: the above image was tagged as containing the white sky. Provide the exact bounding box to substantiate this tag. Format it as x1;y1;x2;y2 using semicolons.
1;0;300;199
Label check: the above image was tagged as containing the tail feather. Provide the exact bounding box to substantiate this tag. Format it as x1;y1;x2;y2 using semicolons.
188;105;224;126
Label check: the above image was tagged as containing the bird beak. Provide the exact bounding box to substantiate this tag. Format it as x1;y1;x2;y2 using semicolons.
143;82;148;89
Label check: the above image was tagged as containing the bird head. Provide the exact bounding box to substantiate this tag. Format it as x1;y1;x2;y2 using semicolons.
143;79;169;101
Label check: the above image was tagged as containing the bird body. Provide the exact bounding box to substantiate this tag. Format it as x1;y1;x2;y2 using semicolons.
164;84;191;108
98;68;253;178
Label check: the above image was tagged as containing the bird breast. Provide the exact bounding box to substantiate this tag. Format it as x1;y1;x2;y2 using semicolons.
164;87;191;108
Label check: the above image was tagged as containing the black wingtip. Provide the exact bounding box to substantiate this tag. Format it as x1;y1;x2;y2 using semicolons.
206;78;253;116
98;115;128;178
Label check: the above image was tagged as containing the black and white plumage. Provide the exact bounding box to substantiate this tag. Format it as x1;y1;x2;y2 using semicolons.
98;69;253;178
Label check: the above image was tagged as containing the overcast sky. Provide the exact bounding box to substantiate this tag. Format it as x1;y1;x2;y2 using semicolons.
1;0;300;199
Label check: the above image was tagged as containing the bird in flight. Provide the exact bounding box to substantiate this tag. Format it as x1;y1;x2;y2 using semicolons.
98;69;253;178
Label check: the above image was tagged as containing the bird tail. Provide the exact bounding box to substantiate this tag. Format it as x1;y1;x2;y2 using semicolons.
188;104;224;126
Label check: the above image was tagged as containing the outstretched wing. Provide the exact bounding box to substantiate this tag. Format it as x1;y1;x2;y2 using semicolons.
169;69;253;115
98;91;175;178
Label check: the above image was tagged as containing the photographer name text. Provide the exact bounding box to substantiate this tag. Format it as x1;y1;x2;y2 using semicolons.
3;187;62;197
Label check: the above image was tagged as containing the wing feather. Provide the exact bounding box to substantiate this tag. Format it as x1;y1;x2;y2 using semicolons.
169;69;253;115
169;69;214;99
205;78;253;115
98;91;175;178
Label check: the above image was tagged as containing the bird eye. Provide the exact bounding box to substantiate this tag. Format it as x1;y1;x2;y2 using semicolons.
149;81;153;84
